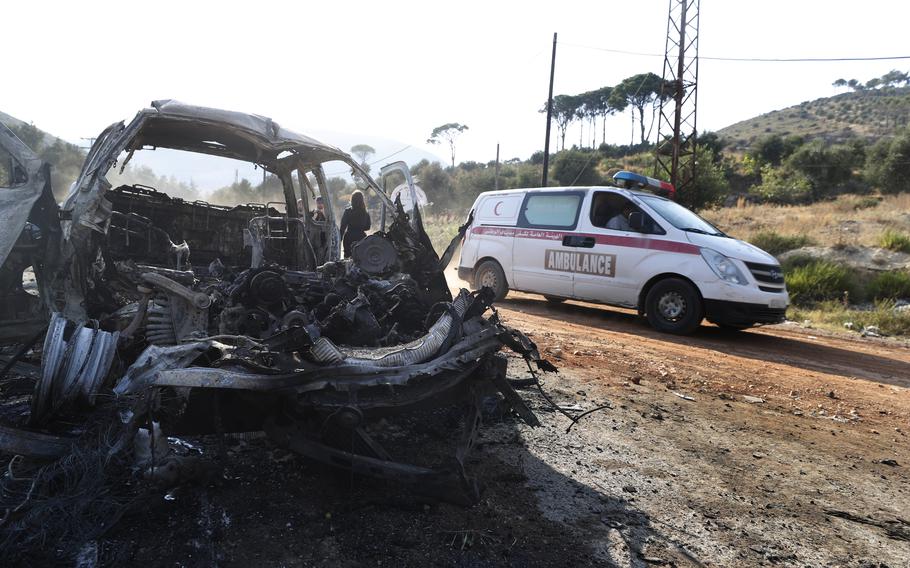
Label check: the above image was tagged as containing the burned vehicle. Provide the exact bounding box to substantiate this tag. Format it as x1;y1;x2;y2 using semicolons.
0;101;552;508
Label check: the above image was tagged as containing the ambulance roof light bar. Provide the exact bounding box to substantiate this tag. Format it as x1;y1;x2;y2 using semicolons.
612;170;676;200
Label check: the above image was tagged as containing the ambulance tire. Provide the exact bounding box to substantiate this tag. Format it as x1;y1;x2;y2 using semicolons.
645;278;703;335
475;260;509;302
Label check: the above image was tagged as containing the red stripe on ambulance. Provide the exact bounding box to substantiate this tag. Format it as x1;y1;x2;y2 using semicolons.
469;226;700;255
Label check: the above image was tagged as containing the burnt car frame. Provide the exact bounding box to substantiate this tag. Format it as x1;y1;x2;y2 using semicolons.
0;101;549;504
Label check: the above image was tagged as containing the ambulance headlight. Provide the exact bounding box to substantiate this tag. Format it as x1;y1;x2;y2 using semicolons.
700;248;748;285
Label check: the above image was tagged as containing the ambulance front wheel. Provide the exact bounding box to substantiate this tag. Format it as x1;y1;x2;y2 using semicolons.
475;260;509;302
644;278;703;335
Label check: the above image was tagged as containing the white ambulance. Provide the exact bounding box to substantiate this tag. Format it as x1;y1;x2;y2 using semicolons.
457;172;789;334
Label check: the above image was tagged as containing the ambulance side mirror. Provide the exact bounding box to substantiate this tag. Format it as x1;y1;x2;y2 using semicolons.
628;211;645;231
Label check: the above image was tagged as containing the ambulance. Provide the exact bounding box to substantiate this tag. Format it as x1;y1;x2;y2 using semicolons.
457;172;789;334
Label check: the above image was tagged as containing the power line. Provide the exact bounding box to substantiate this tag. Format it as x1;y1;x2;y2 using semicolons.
560;42;663;58
368;144;413;165
324;144;413;177
560;41;910;63
703;54;910;63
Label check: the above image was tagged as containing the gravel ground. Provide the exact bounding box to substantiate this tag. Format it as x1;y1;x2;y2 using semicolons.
3;293;909;566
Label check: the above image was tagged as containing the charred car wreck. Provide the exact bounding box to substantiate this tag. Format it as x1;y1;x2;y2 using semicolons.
0;101;553;507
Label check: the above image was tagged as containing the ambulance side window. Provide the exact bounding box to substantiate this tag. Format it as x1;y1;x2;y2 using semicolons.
518;192;583;230
590;193;665;235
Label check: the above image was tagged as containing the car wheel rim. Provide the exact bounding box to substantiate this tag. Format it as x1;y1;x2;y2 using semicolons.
657;291;686;321
480;270;497;289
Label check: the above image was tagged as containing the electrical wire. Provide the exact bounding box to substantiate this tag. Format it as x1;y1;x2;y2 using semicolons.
704;55;910;63
324;144;413;177
369;144;413;165
323;42;905;181
560;41;910;63
523;358;612;434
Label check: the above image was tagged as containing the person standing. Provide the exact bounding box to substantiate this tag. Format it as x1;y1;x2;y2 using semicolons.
339;190;370;257
311;196;327;222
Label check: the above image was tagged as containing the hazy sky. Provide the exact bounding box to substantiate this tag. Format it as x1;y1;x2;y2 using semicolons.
5;0;910;167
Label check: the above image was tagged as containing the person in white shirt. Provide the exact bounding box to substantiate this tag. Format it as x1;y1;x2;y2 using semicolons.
606;203;634;231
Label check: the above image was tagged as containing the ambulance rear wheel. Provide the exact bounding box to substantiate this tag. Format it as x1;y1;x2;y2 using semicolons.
645;278;703;335
475;260;509;302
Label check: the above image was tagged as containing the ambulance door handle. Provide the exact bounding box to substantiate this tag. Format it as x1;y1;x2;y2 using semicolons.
562;235;595;248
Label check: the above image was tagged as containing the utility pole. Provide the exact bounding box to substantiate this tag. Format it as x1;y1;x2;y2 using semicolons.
494;143;500;190
541;32;557;187
655;0;700;198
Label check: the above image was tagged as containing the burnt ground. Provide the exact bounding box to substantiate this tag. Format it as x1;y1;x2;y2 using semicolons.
3;291;910;567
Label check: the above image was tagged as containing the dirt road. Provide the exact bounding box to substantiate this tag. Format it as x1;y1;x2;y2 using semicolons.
91;290;910;567
486;292;909;566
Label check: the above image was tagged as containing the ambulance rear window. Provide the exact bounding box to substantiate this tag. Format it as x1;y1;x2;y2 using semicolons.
519;192;583;229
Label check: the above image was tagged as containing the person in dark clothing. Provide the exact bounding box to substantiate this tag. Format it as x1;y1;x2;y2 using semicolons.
339;190;370;257
311;196;327;222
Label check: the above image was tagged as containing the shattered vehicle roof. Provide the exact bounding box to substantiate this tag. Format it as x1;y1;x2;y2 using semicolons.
129;100;351;165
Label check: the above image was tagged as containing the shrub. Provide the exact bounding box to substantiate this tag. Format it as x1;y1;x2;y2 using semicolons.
865;130;910;194
752;164;813;204
780;254;817;272
784;260;857;306
551;149;604;186
785;141;863;199
839;195;881;211
412;160;455;208
749;231;813;256
677;145;730;210
867;271;910;300
749;134;802;166
878;228;910;253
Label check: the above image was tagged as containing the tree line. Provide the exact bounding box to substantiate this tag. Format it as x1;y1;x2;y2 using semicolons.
540;72;674;151
747;129;910;204
8;74;910;220
833;69;910;92
3;122;86;200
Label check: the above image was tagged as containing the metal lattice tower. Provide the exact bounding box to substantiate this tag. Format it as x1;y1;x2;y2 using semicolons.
655;0;700;196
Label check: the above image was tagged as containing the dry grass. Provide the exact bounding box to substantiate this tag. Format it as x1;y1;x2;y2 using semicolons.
702;193;910;249
422;213;465;254
789;301;910;337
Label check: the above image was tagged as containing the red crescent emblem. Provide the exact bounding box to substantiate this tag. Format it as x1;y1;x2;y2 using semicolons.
493;201;503;216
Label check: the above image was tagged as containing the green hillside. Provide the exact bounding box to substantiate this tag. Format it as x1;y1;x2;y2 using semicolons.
718;87;910;150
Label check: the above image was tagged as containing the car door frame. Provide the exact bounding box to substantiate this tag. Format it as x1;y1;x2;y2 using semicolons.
510;189;587;298
0;124;50;270
573;190;670;307
0;123;60;341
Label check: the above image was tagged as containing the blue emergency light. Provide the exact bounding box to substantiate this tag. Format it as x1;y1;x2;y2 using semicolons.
612;171;676;199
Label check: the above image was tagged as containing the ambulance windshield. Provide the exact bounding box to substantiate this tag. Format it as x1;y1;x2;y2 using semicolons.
638;195;725;237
